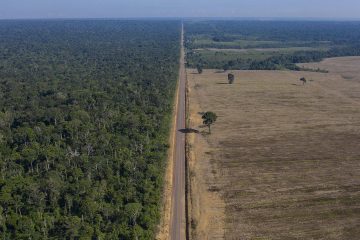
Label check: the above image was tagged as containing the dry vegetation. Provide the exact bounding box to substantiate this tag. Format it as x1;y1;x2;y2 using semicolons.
299;56;360;84
187;57;360;240
156;77;179;240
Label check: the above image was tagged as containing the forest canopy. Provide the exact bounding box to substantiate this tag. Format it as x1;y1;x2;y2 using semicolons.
185;21;360;70
0;20;180;239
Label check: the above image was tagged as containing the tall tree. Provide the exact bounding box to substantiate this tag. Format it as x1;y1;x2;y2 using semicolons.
223;63;229;72
196;64;203;74
228;73;235;84
202;112;218;134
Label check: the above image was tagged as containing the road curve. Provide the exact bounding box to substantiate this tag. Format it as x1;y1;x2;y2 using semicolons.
170;23;186;240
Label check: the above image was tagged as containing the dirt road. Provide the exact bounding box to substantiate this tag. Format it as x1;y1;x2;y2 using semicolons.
170;23;186;240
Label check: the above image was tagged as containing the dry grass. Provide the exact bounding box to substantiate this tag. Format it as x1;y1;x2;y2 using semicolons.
188;57;360;240
187;86;226;240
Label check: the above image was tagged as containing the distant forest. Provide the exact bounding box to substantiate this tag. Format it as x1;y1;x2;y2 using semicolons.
0;20;180;239
185;21;360;70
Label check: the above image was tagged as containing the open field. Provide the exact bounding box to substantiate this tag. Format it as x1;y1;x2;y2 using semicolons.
299;56;360;83
187;57;360;239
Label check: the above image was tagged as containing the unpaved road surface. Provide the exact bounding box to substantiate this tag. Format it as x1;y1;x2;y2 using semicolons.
170;23;186;240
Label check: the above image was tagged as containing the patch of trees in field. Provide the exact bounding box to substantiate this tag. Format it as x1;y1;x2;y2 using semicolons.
0;20;180;239
185;21;360;70
249;46;360;70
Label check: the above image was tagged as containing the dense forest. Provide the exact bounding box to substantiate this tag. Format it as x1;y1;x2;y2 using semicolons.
185;21;360;70
0;20;180;239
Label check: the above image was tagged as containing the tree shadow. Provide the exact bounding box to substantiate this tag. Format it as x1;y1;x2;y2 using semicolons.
178;128;200;134
208;186;220;192
341;75;353;80
216;82;229;85
201;131;211;136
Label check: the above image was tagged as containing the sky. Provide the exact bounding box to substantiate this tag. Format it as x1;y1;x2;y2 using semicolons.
1;0;360;20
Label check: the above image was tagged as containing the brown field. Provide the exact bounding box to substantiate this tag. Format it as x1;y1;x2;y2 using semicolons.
187;57;360;240
299;56;360;82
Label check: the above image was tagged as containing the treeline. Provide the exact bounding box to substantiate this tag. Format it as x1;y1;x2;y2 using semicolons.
250;44;360;70
0;20;180;239
187;41;324;50
185;21;360;70
188;45;360;71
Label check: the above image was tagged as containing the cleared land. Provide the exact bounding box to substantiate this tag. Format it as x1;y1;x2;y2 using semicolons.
187;57;360;239
300;56;360;84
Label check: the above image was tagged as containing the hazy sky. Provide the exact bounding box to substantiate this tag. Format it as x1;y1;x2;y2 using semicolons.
1;0;360;19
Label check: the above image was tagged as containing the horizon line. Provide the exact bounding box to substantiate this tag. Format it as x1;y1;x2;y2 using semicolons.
1;16;360;22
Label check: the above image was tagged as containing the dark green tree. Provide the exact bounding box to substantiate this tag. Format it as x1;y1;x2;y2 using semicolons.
223;63;229;72
300;77;307;85
228;73;235;84
196;64;203;74
125;203;142;226
202;112;217;134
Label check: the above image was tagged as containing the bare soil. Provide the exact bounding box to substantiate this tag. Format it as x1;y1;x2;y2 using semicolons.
188;58;360;240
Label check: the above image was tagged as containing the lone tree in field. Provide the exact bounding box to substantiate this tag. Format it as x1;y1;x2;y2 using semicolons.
228;73;235;84
196;64;203;74
202;111;217;134
300;77;307;85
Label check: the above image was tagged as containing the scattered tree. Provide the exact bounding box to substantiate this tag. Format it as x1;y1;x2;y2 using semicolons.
228;73;235;84
196;64;203;74
223;63;229;72
202;112;217;134
300;77;307;85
